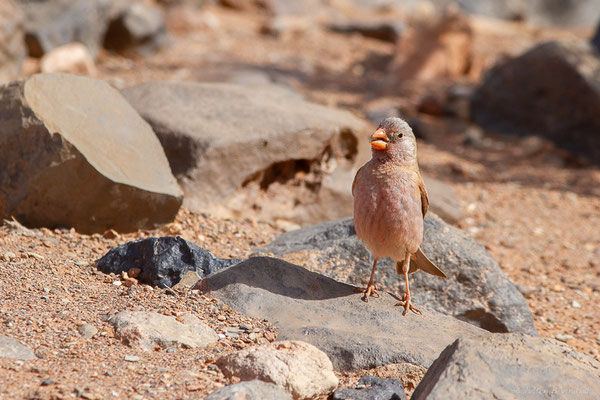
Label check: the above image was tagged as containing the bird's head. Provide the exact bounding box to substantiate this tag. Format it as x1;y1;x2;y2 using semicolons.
370;117;417;164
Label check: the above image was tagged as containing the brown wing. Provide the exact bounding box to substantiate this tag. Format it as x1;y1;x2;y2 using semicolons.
352;165;364;197
418;173;429;219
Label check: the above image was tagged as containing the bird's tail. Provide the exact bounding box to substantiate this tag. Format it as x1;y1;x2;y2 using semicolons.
397;248;447;278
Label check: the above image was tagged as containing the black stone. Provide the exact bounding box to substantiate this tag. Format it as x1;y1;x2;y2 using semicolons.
95;236;241;288
332;376;406;400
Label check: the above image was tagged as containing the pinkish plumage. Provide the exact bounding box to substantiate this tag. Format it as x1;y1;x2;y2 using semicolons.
352;117;446;315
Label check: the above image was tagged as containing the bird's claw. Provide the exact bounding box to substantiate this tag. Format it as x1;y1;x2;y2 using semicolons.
356;285;380;302
396;294;422;315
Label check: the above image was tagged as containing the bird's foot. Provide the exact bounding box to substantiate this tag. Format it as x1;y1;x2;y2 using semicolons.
396;293;421;316
356;284;380;302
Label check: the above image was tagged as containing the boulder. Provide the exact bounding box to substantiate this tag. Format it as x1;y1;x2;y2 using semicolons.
103;1;168;55
15;0;113;57
0;1;26;84
197;257;487;371
95;236;240;288
412;333;600;400
109;311;219;350
121;81;369;225
217;340;338;399
332;375;406;400
0;335;36;360
391;6;472;81
204;380;293;400
472;40;600;165
259;215;537;335
0;73;182;233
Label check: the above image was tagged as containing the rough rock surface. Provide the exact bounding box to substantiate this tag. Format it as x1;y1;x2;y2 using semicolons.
0;73;182;233
95;236;240;288
259;215;537;335
103;1;168;55
0;1;25;84
16;0;113;57
0;335;35;360
217;340;339;400
204;380;293;400
332;375;406;400
412;333;600;400
472;40;600;164
422;176;462;223
198;257;487;370
109;311;219;350
121;80;368;224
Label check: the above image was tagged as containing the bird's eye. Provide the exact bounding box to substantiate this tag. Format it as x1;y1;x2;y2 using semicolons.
398;133;403;138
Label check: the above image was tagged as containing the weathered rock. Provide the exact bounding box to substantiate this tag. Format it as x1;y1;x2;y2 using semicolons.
412;333;600;400
332;375;406;400
472;40;600;165
0;335;35;360
121;81;368;225
109;311;219;350
392;6;472;81
217;340;339;399
198;257;487;370
327;19;404;43
0;1;26;84
592;19;600;53
16;0;112;57
259;215;537;335
95;236;240;288
0;73;182;233
103;1;168;55
40;42;97;76
77;324;98;339
204;380;293;400
422;177;462;224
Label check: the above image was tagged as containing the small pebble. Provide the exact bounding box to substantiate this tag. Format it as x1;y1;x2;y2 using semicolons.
124;355;140;362
75;260;89;267
571;300;581;308
555;334;574;342
2;251;16;261
112;281;122;286
78;324;98;339
217;333;226;340
225;332;239;339
27;252;45;261
41;378;53;386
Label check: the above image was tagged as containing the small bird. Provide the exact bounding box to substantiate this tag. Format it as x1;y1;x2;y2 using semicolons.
352;117;447;315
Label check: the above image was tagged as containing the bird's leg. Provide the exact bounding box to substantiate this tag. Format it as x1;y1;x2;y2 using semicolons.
358;257;380;301
397;253;422;315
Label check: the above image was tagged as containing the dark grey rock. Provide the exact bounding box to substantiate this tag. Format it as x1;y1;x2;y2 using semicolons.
198;256;487;371
592;19;600;53
121;81;368;225
472;40;600;165
333;376;406;400
0;73;182;233
16;0;113;57
96;236;240;288
259;215;537;335
0;335;36;360
103;1;168;55
327;19;404;43
204;380;292;400
0;1;25;84
411;333;600;400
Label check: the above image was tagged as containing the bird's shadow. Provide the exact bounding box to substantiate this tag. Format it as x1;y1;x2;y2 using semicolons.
196;256;359;301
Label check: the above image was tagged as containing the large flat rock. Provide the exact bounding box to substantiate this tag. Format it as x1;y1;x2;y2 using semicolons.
121;81;369;225
0;73;182;233
412;333;600;400
259;215;537;335
198;257;487;371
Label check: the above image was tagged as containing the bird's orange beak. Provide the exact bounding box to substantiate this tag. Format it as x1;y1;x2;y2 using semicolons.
370;129;389;150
